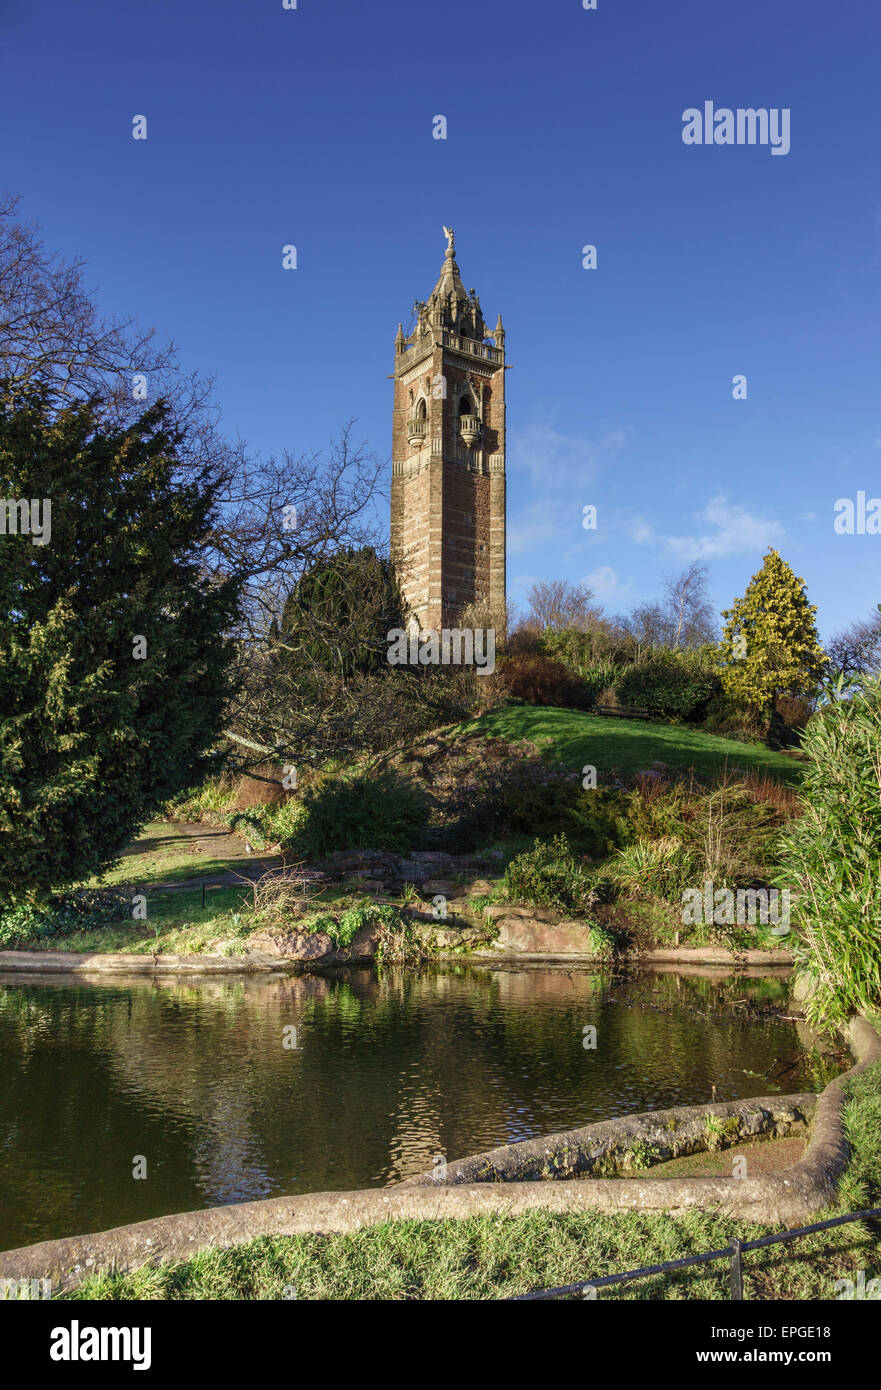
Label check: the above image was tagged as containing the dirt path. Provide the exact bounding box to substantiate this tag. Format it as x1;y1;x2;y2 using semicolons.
127;822;287;893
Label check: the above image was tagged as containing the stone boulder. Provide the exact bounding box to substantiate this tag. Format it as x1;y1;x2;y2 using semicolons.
482;903;558;924
245;922;381;965
246;927;333;962
412;921;495;952
457;878;494;899
489;914;595;956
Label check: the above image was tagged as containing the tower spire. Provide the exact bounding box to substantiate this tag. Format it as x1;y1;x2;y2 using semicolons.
431;224;467;305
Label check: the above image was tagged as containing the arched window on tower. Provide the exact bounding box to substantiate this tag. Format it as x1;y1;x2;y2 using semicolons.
415;397;427;419
459;396;473;416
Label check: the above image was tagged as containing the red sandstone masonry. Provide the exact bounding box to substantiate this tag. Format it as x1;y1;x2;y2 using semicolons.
390;234;506;632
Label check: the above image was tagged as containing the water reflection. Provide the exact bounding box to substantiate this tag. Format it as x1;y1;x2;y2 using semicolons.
0;965;837;1249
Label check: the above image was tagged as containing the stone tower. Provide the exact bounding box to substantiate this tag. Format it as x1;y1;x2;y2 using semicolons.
390;228;506;635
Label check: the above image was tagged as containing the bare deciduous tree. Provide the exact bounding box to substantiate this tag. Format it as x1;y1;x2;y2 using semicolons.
663;561;717;649
617;600;670;650
525;579;603;632
827;608;881;679
617;562;716;651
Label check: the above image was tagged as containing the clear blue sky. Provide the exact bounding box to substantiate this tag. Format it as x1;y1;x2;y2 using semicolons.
2;0;879;641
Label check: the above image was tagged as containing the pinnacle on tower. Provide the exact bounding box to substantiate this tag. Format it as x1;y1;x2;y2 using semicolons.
431;225;468;305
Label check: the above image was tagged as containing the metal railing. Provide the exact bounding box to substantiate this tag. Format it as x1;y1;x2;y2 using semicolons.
510;1206;881;1300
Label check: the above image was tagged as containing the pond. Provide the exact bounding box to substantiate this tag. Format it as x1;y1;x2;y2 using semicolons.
0;964;840;1251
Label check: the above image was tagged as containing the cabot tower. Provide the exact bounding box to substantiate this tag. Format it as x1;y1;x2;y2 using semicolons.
390;229;506;633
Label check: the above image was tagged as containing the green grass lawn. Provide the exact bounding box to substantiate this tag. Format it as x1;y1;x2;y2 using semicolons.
63;1207;880;1301
456;705;802;782
87;821;247;889
30;886;255;955
40;823;372;955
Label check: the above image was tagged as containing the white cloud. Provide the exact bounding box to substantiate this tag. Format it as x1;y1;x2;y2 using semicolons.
508;419;629;489
583;564;617;598
630;516;655;545
668;496;785;558
506;498;574;555
631;495;785;560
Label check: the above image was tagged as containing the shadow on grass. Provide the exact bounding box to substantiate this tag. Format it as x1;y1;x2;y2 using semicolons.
456;706;803;784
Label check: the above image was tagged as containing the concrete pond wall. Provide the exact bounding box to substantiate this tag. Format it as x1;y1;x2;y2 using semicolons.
400;1094;816;1185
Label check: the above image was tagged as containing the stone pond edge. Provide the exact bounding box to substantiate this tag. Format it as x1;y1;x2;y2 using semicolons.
0;1015;876;1293
0;944;794;973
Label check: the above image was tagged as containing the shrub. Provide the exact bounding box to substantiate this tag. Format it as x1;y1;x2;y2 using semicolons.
619;779;691;843
287;769;430;859
616;777;789;890
538;627;628;701
504;626;544;658
487;777;625;854
594;683;624;710
776;676;881;1027
490;774;584;838
700;695;768;744
774;693;813;733
500;654;588;708
617;653;722;721
0;888;131;948
504;833;596;913
249;868;319;926
263;796;309;849
230;811;271;850
685;784;784;885
165;776;237;821
565;788;633;857
586;921;622;960
539;623;634;670
305;903;424;961
580;662;627;706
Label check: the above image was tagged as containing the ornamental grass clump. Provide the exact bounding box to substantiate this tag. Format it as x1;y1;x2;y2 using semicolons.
608;836;698;903
776;676;881;1027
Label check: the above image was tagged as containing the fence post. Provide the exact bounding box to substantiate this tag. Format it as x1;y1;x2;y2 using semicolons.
729;1239;744;1300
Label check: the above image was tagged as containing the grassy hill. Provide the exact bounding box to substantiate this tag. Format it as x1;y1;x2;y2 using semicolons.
455;704;802;783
